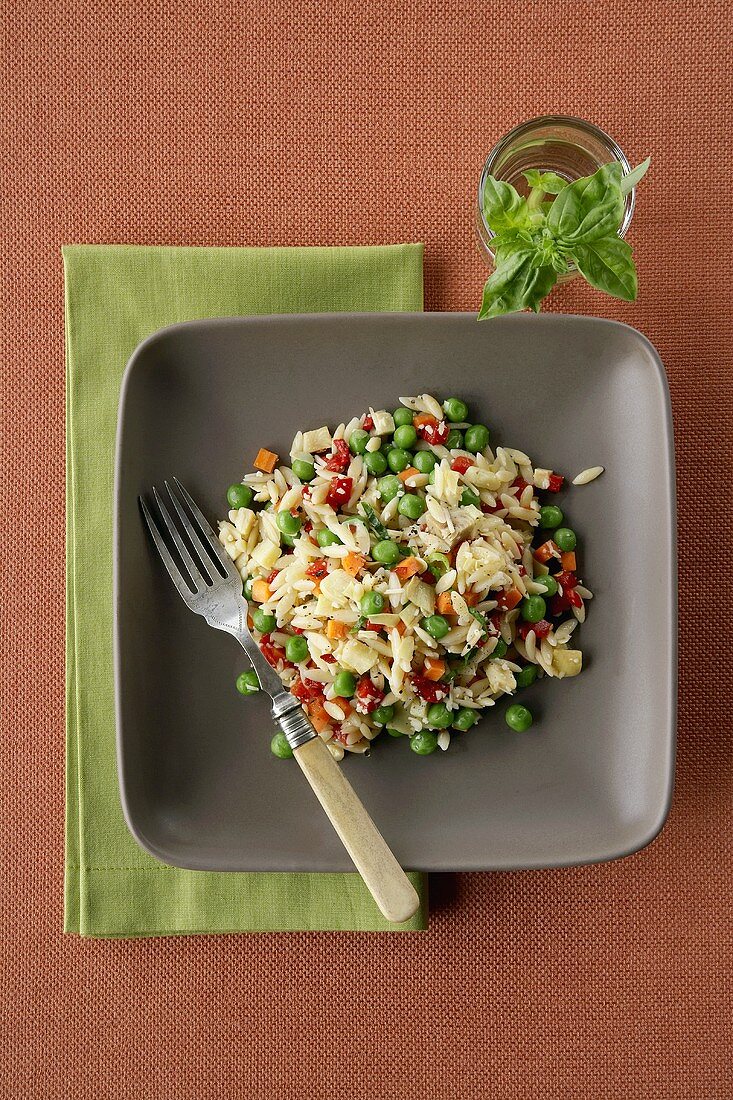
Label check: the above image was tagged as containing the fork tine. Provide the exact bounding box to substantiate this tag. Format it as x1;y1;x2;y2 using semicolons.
169;477;237;579
139;498;196;604
152;486;213;587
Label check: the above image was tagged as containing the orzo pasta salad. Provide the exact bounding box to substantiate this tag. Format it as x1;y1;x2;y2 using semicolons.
219;395;594;759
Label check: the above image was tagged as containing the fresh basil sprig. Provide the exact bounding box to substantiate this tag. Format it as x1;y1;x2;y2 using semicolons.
478;157;650;319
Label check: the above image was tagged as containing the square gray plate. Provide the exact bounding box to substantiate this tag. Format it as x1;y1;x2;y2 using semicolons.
114;312;676;872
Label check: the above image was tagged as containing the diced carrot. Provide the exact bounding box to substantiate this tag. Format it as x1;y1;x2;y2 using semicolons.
496;585;522;610
436;591;455;615
423;657;446;681
395;620;407;636
394;556;422;581
464;588;481;606
326;620;348;640
247;613;254;631
343;552;367;577
561;550;577;571
534;540;560;564
308;699;332;733
253;448;278;473
413;413;436;429
251;579;272;603
398;466;420;484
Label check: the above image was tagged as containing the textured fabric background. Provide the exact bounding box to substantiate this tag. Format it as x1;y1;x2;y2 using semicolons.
2;1;731;1097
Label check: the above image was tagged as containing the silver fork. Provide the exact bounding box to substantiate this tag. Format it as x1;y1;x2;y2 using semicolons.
140;478;419;924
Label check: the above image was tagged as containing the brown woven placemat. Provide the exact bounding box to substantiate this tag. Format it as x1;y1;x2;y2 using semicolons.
2;1;731;1096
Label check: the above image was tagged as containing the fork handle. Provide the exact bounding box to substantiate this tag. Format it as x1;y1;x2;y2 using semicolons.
292;734;420;924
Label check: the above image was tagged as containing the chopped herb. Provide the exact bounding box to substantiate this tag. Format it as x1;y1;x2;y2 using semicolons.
467;606;489;636
351;615;367;633
360;503;390;541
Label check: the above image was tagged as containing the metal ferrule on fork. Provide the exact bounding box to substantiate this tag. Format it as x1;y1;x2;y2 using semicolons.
272;695;319;752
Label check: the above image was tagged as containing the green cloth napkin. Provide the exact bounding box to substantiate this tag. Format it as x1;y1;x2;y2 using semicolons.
64;243;428;935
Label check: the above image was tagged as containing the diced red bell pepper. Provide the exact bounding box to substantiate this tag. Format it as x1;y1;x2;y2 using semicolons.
362;413;374;431
305;558;329;580
354;675;385;713
324;438;351;473
566;588;583;609
516;564;527;577
411;673;448;703
547;473;564;493
301;484;312;500
481;501;502;514
302;519;313;533
517;619;552;641
513;477;529;494
266;569;279;585
290;626;304;635
549;593;571;616
450;456;474;474
325;476;353;509
419;569;437;586
291;677;324;703
321;653;336;664
261;640;288;668
421;418;450;446
487;613;502;636
555;570;579;590
364;621;383;632
331;725;349;745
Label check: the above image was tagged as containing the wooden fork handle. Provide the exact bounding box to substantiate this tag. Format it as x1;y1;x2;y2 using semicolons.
293;736;420;924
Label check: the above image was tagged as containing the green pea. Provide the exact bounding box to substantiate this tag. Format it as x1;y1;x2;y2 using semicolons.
426;552;451;580
280;533;297;548
515;665;538;689
460;488;481;508
377;474;402;502
446;429;464;450
393;407;415;427
227;483;254;509
333;669;357;698
413;449;437;473
490;638;508;659
394;424;418;450
410;730;438;755
387;448;412;473
505;703;533;732
539;505;564;529
464;424;491;453
277;510;302;536
372;539;401;566
291;459;315;482
397;493;426;520
270;732;294;758
360;590;384;616
363;450;388;476
452;707;479;731
236;670;260;695
521;595;547;623
349;429;369;455
386;727;403;737
555;527;577;552
533;574;558;597
443;397;469;423
285;635;309;663
421;614;450;640
243;577;255;600
317;528;341;547
252;609;277;634
426;702;452;728
372;704;395;725
428;468;437;484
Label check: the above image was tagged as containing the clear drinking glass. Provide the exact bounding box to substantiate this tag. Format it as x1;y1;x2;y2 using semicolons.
476;115;635;282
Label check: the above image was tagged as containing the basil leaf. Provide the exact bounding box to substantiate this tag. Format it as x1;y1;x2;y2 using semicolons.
490;229;534;264
523;169;567;195
570;236;638;301
482;175;531;232
547;162;625;243
478;250;558;319
621;156;651;196
360;503;389;541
